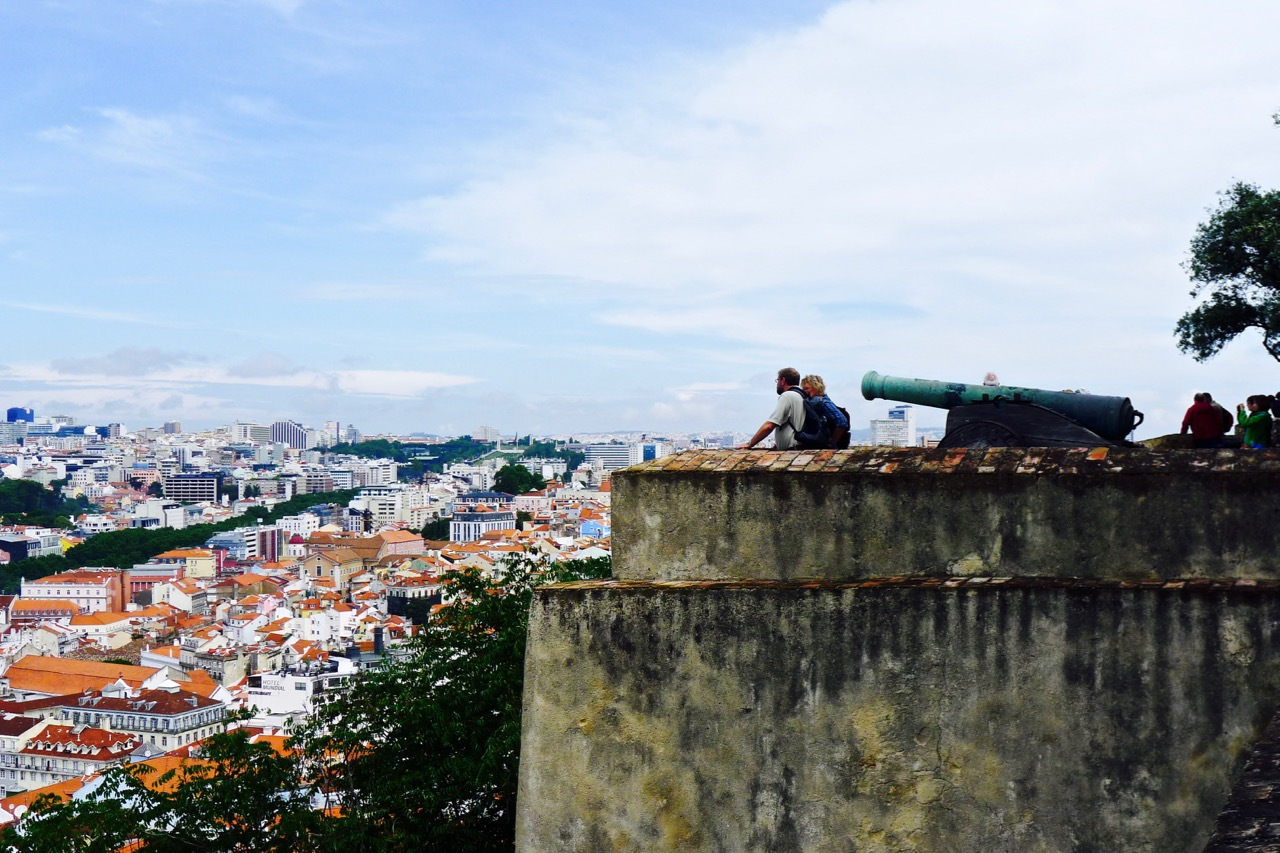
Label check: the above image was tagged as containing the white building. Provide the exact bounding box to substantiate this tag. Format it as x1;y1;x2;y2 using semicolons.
628;442;672;466
450;506;516;543
582;445;632;472
133;498;186;530
233;422;273;443
243;658;356;728
870;405;917;447
444;463;495;491
277;513;321;537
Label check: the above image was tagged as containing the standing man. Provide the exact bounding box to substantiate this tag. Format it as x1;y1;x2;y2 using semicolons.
743;367;807;450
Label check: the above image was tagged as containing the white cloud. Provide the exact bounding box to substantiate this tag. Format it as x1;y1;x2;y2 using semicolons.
386;0;1280;317
8;361;476;399
39;108;207;177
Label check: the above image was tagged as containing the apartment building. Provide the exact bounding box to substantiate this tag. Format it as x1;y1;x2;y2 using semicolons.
12;725;141;792
60;685;227;750
20;570;124;614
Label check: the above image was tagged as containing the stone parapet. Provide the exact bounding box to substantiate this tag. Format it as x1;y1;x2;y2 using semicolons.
612;447;1280;581
518;579;1280;852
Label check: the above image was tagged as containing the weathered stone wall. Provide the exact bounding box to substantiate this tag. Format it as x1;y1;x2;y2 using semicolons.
518;447;1280;852
519;580;1280;852
612;447;1280;581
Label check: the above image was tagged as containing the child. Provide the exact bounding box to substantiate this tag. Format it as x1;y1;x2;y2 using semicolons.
1237;395;1274;449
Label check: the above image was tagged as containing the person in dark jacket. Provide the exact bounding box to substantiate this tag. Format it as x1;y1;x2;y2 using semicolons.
797;374;850;449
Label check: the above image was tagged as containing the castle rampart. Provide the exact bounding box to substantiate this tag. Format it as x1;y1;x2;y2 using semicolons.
517;447;1280;852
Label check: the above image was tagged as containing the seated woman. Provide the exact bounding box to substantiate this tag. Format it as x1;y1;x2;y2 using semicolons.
797;374;850;449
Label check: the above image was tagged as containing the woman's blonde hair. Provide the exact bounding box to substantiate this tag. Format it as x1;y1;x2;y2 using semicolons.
801;374;826;395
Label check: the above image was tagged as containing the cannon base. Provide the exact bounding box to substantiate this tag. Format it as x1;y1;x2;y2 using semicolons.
938;402;1121;449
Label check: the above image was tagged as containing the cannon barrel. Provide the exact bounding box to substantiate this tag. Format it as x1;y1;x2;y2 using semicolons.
861;371;1143;443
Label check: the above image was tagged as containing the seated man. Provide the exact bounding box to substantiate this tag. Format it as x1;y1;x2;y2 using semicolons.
743;367;807;450
1180;392;1228;448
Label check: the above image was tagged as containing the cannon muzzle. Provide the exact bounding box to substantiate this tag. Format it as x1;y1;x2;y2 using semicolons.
861;370;1143;444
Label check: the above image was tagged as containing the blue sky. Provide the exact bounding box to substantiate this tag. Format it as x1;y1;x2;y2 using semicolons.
3;0;1280;438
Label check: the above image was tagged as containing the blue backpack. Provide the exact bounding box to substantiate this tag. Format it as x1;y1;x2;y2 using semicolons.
791;390;851;450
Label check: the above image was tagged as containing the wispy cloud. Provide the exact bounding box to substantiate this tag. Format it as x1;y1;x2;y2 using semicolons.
38;108;208;178
11;358;477;399
0;301;180;328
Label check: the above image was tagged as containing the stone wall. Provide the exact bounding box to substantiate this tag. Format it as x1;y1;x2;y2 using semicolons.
517;447;1280;852
611;447;1280;582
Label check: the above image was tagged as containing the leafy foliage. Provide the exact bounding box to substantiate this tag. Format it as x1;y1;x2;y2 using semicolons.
420;516;450;541
522;440;584;472
329;439;488;477
2;555;613;851
0;479;88;527
1177;181;1280;362
296;555;611;852
2;728;315;852
492;464;545;496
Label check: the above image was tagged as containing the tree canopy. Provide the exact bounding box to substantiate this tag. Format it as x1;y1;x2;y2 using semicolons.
492;464;545;496
1177;181;1280;362
0;479;88;529
522;440;584;472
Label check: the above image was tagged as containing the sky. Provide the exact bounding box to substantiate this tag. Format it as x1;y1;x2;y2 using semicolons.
2;0;1280;439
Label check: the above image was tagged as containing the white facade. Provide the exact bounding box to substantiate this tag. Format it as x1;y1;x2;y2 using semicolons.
20;575;113;615
277;513;321;537
870;405;917;447
244;659;356;727
445;463;496;490
233;422;273;443
133;499;186;530
355;459;397;486
583;445;632;471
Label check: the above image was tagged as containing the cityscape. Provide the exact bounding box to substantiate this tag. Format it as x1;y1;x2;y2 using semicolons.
4;0;1280;846
0;401;935;816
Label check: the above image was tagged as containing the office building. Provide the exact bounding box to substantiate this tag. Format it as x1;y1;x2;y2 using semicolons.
233;422;272;443
629;442;672;465
583;444;633;472
5;407;33;423
162;474;221;504
870;405;917;447
271;420;309;449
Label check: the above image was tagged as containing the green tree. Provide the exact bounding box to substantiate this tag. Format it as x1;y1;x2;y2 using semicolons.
523;441;584;473
147;481;165;498
1177;181;1280;362
420;516;451;541
295;554;611;851
2;727;315;852
492;464;545;496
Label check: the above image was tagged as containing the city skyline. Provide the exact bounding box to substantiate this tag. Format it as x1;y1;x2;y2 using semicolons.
4;1;1280;439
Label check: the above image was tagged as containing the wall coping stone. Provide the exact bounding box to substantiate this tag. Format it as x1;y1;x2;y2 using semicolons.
612;447;1280;582
622;446;1280;477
